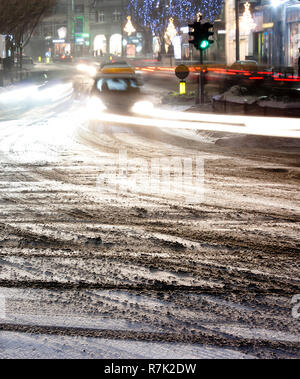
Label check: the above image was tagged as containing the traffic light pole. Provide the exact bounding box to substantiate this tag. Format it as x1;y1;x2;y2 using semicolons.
196;50;204;105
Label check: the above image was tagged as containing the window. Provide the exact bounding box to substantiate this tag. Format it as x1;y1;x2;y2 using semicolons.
74;17;84;34
96;78;139;92
97;11;105;23
74;4;84;14
43;24;53;37
112;9;121;22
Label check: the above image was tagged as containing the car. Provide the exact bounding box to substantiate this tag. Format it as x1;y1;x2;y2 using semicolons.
88;73;151;116
53;53;73;63
100;60;134;73
230;60;258;71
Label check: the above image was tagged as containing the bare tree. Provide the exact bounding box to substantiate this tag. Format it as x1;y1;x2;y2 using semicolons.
0;0;57;67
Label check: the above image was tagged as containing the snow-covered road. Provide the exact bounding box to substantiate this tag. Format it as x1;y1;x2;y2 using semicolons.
0;82;299;358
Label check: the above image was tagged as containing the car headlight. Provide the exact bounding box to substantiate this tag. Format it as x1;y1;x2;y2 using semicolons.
88;66;97;77
77;64;97;77
131;101;154;115
77;64;86;72
87;96;107;118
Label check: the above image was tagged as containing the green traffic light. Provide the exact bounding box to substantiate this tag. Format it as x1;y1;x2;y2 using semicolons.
200;40;209;49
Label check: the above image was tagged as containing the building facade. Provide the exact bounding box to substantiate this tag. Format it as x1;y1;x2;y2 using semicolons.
225;0;300;68
26;0;229;62
89;0;145;57
27;0;69;59
285;1;300;67
27;0;132;59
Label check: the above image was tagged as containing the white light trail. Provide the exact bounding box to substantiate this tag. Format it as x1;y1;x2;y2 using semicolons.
0;82;73;105
88;109;300;139
0;85;38;103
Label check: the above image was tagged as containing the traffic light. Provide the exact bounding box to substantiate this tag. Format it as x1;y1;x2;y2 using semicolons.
188;22;202;50
202;22;214;49
188;21;214;51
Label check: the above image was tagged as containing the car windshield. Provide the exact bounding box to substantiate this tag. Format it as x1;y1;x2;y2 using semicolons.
96;77;139;92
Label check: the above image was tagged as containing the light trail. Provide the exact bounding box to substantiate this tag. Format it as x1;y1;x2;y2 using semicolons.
0;82;73;105
88;108;300;139
139;65;300;82
133;107;300;132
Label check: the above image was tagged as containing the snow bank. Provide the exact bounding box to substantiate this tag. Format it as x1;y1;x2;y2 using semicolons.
213;86;258;105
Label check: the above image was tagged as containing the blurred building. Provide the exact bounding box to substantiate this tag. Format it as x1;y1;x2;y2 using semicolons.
27;0;131;59
27;0;69;59
251;0;300;67
225;0;300;68
27;0;226;61
89;0;143;58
